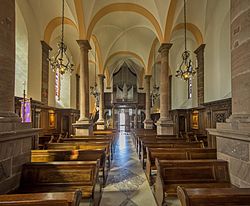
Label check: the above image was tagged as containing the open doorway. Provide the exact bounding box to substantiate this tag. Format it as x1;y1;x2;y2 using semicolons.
119;109;126;131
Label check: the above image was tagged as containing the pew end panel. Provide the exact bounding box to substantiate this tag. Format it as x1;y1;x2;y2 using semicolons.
177;187;250;206
0;191;82;206
155;159;232;206
18;161;101;205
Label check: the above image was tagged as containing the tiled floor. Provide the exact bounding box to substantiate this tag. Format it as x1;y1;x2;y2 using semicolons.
99;132;158;206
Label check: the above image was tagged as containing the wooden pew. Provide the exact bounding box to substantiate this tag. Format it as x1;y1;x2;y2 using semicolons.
138;137;186;159
136;134;180;155
177;187;250;206
46;142;112;169
61;137;115;159
0;191;81;206
31;149;108;185
16;161;101;206
154;159;231;206
145;148;217;183
141;141;204;167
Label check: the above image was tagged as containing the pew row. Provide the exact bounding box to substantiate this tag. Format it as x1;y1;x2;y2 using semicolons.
154;159;231;206
60;137;115;159
145;148;217;183
15;161;101;206
31;149;108;185
46;142;112;168
141;141;204;167
0;191;81;206
137;135;183;156
177;187;250;206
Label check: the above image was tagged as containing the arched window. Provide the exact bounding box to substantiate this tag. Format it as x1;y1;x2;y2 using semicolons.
15;5;28;97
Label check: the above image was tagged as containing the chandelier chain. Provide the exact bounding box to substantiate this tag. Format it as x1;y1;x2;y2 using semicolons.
184;0;187;51
61;0;65;44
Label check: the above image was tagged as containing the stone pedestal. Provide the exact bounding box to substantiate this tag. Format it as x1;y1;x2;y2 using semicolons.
156;43;174;135
73;119;93;136
157;118;174;135
208;0;250;187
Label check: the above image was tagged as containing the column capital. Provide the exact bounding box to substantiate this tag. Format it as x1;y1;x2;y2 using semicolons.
98;74;105;79
194;44;206;55
144;74;152;80
41;40;52;51
158;43;173;53
77;40;91;50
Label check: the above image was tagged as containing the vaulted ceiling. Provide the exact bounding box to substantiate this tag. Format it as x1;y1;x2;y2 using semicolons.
20;0;208;79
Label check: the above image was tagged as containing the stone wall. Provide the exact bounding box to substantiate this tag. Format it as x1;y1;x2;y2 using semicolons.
0;130;38;194
216;136;250;187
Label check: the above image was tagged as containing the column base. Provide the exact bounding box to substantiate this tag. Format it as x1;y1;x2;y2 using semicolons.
156;118;174;135
207;114;250;188
96;119;105;130
144;119;153;129
0;111;24;132
73;119;93;136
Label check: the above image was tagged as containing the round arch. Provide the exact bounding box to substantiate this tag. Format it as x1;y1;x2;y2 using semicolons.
44;17;78;44
86;3;164;42
171;23;204;45
104;51;146;72
147;38;159;75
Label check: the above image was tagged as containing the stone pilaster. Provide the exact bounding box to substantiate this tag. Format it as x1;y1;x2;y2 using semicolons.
96;74;105;130
156;43;174;135
76;74;80;110
41;41;51;105
194;44;205;106
208;0;250;187
144;75;153;129
73;40;93;135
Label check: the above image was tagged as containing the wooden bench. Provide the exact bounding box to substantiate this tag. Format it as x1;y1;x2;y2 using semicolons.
0;191;81;206
145;148;216;183
16;161;101;206
46;142;112;169
139;137;186;159
154;159;231;206
141;141;204;167
177;187;250;206
136;135;180;155
31;149;108;185
61;137;115;159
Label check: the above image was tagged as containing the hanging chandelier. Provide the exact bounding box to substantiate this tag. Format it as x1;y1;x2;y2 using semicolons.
176;0;197;81
90;50;100;106
151;46;160;105
48;0;74;75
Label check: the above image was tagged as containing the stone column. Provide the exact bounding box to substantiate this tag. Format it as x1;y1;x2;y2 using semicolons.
208;0;250;187
96;74;105;130
194;44;206;106
156;43;173;135
73;40;93;135
144;75;153;129
41;41;51;105
0;0;20;128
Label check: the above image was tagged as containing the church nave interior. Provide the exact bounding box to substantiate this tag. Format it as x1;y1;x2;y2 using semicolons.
0;0;250;205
